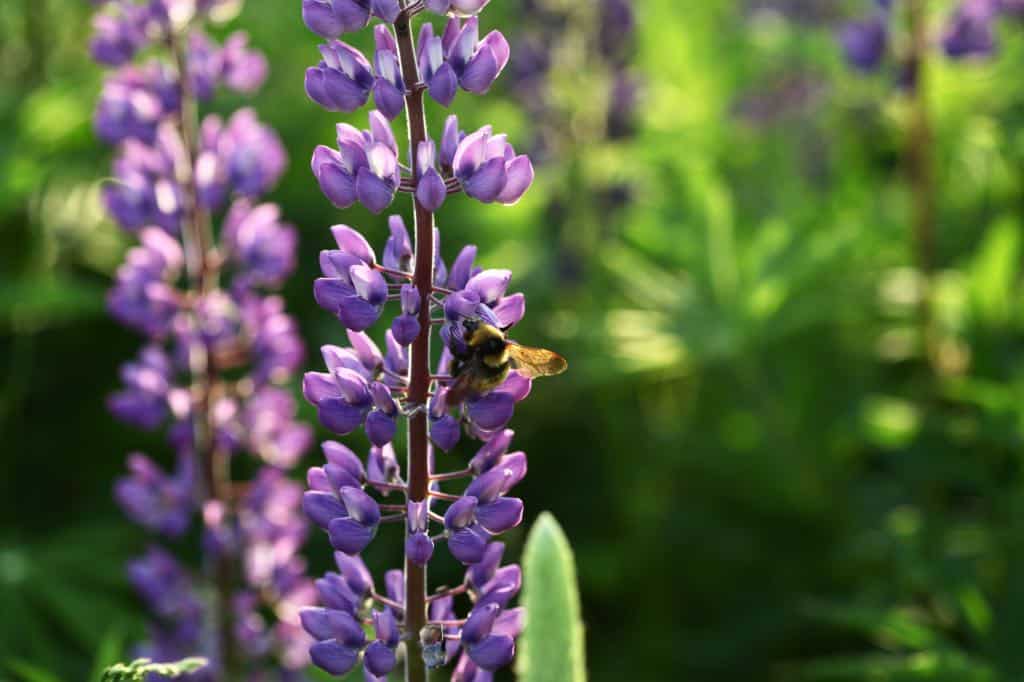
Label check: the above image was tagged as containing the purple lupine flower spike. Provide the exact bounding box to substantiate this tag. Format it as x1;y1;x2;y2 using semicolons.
94;0;313;674
297;1;553;678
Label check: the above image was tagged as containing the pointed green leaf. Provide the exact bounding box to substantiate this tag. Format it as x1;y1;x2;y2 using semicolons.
516;512;587;682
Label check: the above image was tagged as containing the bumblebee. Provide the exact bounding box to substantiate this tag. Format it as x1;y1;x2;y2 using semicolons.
446;318;567;405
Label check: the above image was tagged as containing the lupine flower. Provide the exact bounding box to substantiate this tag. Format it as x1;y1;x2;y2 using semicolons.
90;2;151;66
443;17;510;95
415;140;448;211
451;121;535;204
107;228;182;336
305;40;375;112
314;224;389;329
240;293;306;385
406;501;434;565
301;0;400;38
127;547;205;639
195;108;287;208
108;344;174;429
391;283;422;345
95;61;180;144
103;124;186;233
222;199;298;288
372;25;406;119
425;0;491;18
115;452;195;536
417;22;459;106
220;31;269;93
239;387;314;467
311;111;400;212
188;30;224;100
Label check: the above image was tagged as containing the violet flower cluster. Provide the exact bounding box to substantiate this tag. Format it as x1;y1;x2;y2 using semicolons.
93;0;314;677
296;1;539;680
840;0;1024;78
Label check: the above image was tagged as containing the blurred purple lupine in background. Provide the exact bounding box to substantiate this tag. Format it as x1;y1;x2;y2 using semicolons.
92;0;314;677
295;1;546;680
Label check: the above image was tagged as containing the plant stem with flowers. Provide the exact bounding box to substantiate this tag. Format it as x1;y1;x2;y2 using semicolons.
92;1;315;678
297;0;541;679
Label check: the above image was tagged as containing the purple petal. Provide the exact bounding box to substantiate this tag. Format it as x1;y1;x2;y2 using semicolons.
339;486;382;525
428;62;458;107
448;525;489;565
302;371;338;405
373;78;406;120
493;606;524;638
460;46;499;94
444;496;478;530
463;156;506;203
430;414;461;451
364;641;397;677
369;0;401;23
374;607;401;645
496;155;534;204
498;370;532;402
303;491;348;528
476;497;523;534
310;640;359;676
467;541;505;589
317;397;368;434
406;531;435;566
302;0;345;38
416;167;448;212
365;410;397;446
440;114;461;169
350;263;388;306
447;245;478;290
315;159;357;208
356;166;397;213
335;551;374;595
313;277;354;313
331;224;376;264
336;294;383;331
466;269;511;303
300;607;365;646
391;313;421;346
316;572;361;613
323;440;366;478
333;0;372;33
480;31;509;73
466;392;515;431
461;603;500;646
468;634;515;671
328;517;377;554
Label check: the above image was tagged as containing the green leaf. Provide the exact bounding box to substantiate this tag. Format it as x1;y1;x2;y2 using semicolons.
100;657;208;681
516;512;587;682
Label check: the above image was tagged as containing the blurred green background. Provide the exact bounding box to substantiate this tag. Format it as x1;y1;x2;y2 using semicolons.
8;0;1024;680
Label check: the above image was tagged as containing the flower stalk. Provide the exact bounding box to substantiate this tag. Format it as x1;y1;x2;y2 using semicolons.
394;11;433;678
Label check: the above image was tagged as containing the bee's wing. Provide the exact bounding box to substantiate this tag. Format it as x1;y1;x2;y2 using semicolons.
507;344;568;378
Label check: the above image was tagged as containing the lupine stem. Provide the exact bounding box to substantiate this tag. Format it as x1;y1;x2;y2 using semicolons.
395;6;432;681
169;29;237;681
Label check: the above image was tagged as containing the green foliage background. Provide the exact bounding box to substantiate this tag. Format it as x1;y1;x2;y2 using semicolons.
6;0;1024;680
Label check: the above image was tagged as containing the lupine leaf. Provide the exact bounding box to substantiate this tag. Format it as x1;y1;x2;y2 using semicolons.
100;657;208;681
516;512;587;682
